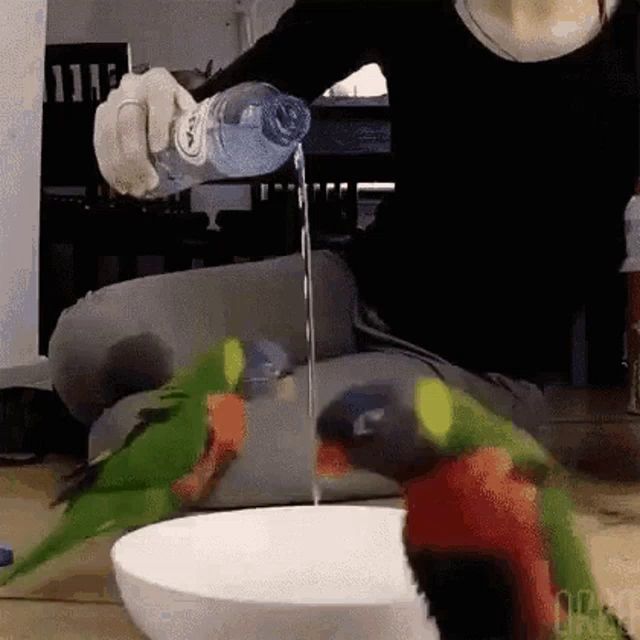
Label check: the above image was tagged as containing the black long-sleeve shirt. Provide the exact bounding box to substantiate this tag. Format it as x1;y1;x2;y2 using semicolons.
194;0;640;378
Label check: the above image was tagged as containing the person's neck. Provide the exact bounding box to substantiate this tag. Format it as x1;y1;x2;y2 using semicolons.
469;0;597;36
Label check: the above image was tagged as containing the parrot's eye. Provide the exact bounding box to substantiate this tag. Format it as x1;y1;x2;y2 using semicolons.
353;409;385;439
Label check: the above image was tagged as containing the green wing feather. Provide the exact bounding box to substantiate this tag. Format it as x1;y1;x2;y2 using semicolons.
415;377;553;476
0;337;245;586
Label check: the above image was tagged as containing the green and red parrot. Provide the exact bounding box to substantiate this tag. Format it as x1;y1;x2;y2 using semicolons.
316;378;633;640
3;335;633;640
0;337;290;587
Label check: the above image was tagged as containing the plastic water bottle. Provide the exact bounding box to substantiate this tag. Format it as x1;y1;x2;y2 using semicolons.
149;81;311;197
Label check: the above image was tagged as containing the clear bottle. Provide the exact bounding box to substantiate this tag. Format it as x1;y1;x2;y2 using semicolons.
149;81;311;197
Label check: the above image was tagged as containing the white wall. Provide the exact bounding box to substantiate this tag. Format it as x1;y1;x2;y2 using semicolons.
47;0;240;72
0;0;48;368
254;0;294;38
46;0;297;73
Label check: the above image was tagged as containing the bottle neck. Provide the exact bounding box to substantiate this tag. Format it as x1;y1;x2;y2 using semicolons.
261;94;311;147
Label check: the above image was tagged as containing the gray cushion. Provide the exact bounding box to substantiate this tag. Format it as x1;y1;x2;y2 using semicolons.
49;251;358;425
89;350;549;509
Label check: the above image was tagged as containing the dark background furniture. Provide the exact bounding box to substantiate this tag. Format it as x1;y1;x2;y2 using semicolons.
42;43;129;200
39;43;223;355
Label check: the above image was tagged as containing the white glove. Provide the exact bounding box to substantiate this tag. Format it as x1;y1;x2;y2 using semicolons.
93;67;197;198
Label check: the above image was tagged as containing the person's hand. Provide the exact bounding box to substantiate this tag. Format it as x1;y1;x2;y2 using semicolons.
93;67;197;198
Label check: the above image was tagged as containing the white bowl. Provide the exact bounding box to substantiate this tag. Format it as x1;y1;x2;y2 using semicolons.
111;505;438;640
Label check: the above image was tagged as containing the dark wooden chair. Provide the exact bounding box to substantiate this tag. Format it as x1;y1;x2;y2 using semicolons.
249;174;361;254
39;43;222;355
41;42;192;209
42;43;130;200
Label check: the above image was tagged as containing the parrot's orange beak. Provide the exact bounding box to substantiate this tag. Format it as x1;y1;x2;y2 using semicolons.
315;440;352;477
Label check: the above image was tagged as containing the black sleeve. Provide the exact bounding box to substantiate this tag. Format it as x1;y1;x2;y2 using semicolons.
192;0;378;104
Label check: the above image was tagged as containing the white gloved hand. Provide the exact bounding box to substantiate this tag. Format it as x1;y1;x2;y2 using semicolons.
93;67;197;198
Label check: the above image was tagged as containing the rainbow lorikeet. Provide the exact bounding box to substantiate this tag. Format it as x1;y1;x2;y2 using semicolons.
0;337;290;587
316;378;633;640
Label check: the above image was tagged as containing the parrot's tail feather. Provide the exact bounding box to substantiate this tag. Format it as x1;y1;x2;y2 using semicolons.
3;488;179;587
0;522;96;587
50;463;104;508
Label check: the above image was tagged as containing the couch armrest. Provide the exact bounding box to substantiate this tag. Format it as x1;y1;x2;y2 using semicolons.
49;250;358;425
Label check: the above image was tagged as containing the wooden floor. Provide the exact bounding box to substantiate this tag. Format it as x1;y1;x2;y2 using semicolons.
2;387;640;638
0;457;144;638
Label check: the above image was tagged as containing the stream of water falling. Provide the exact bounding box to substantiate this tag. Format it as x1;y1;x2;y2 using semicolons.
293;144;322;506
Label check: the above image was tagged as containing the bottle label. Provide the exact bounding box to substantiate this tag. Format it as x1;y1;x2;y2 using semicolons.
174;98;212;167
